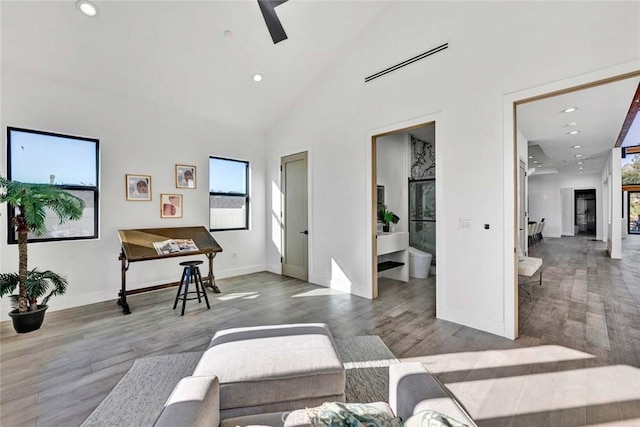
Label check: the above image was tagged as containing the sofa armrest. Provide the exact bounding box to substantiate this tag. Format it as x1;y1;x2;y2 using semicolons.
389;362;476;426
155;376;220;427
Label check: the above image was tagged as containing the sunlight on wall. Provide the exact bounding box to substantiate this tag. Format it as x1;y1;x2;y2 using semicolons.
271;180;283;256
330;258;353;292
291;288;347;298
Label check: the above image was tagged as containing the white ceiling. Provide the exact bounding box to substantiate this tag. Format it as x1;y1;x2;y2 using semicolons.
1;1;390;131
517;76;640;176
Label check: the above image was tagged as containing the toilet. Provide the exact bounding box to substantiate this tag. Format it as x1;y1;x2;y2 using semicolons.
408;247;432;278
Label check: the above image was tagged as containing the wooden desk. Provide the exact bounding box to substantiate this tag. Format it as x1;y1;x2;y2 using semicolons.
117;226;223;314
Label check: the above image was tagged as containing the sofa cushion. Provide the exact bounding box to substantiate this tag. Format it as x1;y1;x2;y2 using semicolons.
193;323;345;411
284;402;399;427
389;363;475;426
403;410;469;427
220;411;287;427
154;376;219;427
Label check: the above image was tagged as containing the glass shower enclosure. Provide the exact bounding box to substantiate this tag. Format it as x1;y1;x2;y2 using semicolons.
409;178;436;262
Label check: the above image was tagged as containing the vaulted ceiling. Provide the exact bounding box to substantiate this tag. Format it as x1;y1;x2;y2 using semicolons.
1;1;390;131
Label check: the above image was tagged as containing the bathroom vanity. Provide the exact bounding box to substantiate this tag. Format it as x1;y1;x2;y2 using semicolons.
376;231;409;282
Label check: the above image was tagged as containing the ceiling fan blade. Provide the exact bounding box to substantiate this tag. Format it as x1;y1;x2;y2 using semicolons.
257;0;288;44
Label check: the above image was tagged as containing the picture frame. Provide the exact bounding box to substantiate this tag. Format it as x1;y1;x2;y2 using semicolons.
126;174;152;201
175;164;196;189
160;193;183;218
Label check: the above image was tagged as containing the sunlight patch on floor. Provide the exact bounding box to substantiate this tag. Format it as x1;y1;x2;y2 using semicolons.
291;288;347;298
217;292;259;301
402;345;595;374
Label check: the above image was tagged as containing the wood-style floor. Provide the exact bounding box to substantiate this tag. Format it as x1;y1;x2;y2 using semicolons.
1;236;639;426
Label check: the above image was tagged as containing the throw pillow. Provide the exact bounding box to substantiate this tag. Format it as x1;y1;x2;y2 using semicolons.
284;402;401;427
402;410;468;427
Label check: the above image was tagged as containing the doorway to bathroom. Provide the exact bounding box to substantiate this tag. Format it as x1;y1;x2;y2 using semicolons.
371;121;437;310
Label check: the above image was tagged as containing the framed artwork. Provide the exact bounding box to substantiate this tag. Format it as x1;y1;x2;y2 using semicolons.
161;193;183;218
126;174;152;201
175;164;196;189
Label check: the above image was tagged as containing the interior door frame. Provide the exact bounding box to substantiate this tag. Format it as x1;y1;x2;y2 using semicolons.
368;115;440;300
505;64;640;339
277;147;313;281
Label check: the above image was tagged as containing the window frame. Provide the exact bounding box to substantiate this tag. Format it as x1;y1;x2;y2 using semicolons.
6;126;100;244
209;156;250;232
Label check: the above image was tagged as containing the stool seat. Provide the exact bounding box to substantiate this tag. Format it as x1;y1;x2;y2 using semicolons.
180;260;204;266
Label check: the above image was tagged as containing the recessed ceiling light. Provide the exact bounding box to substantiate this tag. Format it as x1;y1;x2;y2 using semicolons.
528;156;534;159
76;0;98;17
579;171;583;174
533;160;539;163
579;167;584;170
575;154;583;157
537;165;542;168
252;73;263;82
563;107;577;113
577;161;584;164
568;130;580;135
566;122;578;127
572;145;582;149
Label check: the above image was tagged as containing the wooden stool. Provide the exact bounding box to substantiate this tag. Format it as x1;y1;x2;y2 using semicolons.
173;260;210;316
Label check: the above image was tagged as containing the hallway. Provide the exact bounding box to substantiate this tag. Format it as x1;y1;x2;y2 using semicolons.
520;235;640;367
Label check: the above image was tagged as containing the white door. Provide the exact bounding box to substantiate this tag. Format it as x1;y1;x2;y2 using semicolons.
561;188;574;236
281;152;308;281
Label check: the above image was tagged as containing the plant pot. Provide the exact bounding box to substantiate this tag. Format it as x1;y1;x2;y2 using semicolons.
383;224;390;232
8;305;48;334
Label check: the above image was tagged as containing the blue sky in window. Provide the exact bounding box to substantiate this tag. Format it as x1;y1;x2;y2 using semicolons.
621;113;639;148
10;130;97;186
209;158;247;193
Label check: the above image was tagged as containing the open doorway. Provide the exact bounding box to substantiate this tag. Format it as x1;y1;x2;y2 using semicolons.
575;189;597;235
371;121;436;305
510;70;640;339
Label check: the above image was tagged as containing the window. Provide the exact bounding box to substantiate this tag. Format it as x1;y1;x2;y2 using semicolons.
7;127;99;243
209;156;249;231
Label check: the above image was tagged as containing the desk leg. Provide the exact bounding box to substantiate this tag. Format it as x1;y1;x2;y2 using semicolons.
206;253;221;293
118;252;132;315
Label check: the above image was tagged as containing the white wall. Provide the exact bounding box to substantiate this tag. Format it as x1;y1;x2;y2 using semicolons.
528;172;603;239
376;134;409;233
265;1;639;337
1;72;267;319
603;148;623;258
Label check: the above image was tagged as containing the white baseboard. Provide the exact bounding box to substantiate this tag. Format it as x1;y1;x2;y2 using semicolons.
215;264;267;279
1;264;269;322
266;263;281;274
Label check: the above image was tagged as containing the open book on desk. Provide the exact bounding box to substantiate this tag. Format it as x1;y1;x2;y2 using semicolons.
153;238;199;255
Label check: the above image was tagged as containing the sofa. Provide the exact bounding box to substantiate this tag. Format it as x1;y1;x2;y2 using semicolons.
155;361;476;426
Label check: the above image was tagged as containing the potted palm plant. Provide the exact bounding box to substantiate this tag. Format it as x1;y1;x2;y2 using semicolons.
381;206;399;233
0;177;84;333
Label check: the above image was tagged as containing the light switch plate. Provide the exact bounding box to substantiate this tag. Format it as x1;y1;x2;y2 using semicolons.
459;219;472;230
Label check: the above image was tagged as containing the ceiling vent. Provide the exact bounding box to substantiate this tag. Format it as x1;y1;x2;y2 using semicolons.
365;43;448;83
